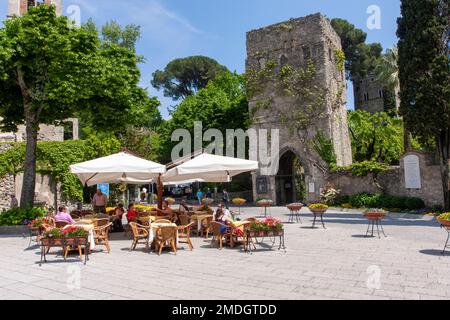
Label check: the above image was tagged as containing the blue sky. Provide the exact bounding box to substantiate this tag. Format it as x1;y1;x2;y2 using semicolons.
0;0;401;118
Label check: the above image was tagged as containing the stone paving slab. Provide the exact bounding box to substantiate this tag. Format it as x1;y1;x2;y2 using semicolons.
0;207;449;300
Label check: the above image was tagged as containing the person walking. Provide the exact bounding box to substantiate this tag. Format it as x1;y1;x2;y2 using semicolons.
222;189;230;209
196;190;203;205
92;189;108;213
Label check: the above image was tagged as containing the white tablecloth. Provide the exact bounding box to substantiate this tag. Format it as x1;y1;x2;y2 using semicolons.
148;223;179;246
70;224;95;250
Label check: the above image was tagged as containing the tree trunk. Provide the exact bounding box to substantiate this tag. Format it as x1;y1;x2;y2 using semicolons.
20;117;38;209
157;174;163;210
403;127;412;152
437;131;450;210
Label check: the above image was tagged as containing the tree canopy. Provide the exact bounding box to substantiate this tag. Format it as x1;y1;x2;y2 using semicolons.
331;18;383;81
397;0;450;208
0;5;150;207
152;56;229;101
157;72;248;162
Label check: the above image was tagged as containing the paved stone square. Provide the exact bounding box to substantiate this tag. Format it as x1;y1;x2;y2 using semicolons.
0;207;449;300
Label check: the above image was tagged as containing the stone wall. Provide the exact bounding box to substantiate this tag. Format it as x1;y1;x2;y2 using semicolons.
327;152;445;208
0;144;15;210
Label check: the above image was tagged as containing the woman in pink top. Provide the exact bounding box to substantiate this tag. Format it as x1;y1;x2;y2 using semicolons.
55;206;75;225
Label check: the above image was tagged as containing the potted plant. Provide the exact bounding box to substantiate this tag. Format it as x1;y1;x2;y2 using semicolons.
232;198;246;214
437;213;450;227
256;199;273;207
42;228;64;246
364;208;387;220
202;198;214;206
287;203;303;212
308;203;329;215
62;226;89;246
248;217;284;237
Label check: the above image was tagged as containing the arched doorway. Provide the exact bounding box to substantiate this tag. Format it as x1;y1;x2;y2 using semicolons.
275;150;306;206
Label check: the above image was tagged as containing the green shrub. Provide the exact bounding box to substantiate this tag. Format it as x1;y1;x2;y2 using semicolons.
333;195;350;206
348;193;425;210
0;208;46;226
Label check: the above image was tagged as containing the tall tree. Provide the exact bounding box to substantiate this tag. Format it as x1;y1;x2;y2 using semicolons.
397;0;450;208
152;56;229;101
331;18;383;81
0;5;145;207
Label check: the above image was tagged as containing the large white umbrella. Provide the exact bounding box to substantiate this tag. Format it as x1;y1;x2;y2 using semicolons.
163;153;259;183
70;152;166;186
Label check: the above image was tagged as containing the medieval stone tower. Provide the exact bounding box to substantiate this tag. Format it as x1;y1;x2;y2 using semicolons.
8;0;62;18
354;73;386;113
246;13;352;205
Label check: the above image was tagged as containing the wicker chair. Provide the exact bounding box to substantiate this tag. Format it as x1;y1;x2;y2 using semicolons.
178;214;190;226
210;221;232;250
94;222;112;253
154;226;178;256
129;222;150;252
55;221;69;229
199;216;213;238
96;218;110;227
177;222;194;251
155;219;172;224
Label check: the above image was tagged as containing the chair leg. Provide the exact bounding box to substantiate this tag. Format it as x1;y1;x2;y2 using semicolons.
188;238;193;251
158;242;163;256
130;240;136;251
219;237;223;250
105;239;111;253
78;246;83;260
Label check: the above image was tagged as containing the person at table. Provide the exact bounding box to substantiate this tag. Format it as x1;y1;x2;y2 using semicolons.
154;200;175;221
111;203;125;232
55;206;75;225
92;189;108;214
126;203;139;224
179;200;191;214
217;203;233;220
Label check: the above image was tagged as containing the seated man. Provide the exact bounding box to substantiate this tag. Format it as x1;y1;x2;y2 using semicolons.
55;206;75;225
154;200;175;221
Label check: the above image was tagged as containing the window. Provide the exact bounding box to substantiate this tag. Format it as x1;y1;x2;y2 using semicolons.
379;90;383;98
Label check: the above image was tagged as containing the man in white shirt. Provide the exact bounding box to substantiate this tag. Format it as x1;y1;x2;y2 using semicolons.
92;189;108;213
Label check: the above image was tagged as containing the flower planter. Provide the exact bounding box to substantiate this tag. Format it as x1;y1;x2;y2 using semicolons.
65;237;89;246
438;218;450;228
287;203;303;211
309;208;328;215
41;237;64;247
364;212;386;221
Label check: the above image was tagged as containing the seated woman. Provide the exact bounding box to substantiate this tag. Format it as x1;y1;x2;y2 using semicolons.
154;200;175;222
55;206;75;225
126;203;139;224
111;203;125;232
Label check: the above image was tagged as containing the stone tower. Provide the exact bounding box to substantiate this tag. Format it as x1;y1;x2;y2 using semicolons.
246;13;352;204
8;0;62;18
354;74;386;113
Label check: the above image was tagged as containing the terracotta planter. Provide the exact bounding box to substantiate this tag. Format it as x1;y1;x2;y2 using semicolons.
65;237;88;246
41;237;64;246
309;208;328;215
287;203;303;211
438;218;450;228
364;212;386;221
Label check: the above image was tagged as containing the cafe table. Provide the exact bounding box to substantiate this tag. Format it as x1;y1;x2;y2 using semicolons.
147;222;179;246
190;213;214;233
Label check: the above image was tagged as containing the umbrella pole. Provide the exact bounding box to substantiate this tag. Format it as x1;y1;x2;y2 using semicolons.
157;174;163;210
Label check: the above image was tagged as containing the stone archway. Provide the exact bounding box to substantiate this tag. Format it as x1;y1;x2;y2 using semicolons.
275;149;306;206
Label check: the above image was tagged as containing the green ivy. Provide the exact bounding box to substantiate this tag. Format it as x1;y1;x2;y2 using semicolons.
311;131;337;165
331;161;388;177
0;136;120;201
334;49;346;72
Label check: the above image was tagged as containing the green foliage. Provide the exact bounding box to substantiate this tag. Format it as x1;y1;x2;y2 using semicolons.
397;0;450;208
0;5;147;207
334;49;346;72
331;18;383;81
0;137;120;201
311;131;337;165
348;111;404;164
0;207;46;226
157;72;248;162
152;56;229;100
349;193;425;210
331;161;389;177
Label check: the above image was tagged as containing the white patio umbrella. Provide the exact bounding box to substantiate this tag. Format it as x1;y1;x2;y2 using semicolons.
163;153;259;183
70;152;166;186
